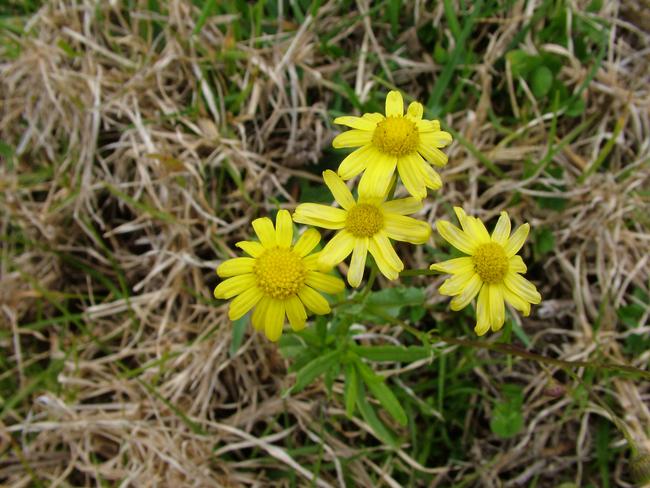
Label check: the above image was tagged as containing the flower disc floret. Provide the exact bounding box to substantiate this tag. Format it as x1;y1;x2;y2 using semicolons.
472;243;508;284
254;248;305;299
346;204;383;237
372;116;419;157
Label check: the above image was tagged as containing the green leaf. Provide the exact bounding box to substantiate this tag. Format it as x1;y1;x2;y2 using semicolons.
229;315;248;357
344;363;358;416
531;65;553;98
355;359;407;426
288;349;341;395
533;226;556;258
490;384;525;438
354;345;430;363
355;381;398;448
278;334;307;359
507;50;538;77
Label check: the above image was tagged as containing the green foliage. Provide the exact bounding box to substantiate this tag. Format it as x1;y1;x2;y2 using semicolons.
490;384;525;438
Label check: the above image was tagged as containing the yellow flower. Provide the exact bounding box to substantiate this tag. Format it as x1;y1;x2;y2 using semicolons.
332;90;452;200
293;170;431;287
430;208;542;336
214;210;345;342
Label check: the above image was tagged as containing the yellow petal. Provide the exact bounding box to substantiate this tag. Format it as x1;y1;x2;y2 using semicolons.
503;286;531;316
450;274;483;311
214;274;255;299
488;284;505;332
338;145;371;179
252;217;276;248
491;211;511;245
384;213;431;244
436;220;476;255
217;257;255;277
417;144;448;167
369;232;403;271
358;153;397;200
293;203;347;230
323;170;355;210
363;113;384;124
298;286;331;314
508;255;527;273
381;197;422;216
348;237;369;287
367;234;401;280
503;271;541;304
303;252;329;271
430;256;474;274
293;228;321;257
420;163;442;190
420;130;453;148
236;240;265;257
228;286;263;320
504;223;530;257
332;130;373;148
334;115;378;131
397;153;427;200
406;101;423;120
319;230;355;267
252;296;271;331
439;271;476;296
453;207;490;244
275;209;293;248
285;295;307;331
474;285;490;336
415;119;441;132
385;90;403;117
264;298;285;341
305;271;345;294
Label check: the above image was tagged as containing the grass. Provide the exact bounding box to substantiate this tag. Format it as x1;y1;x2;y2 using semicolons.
1;0;649;486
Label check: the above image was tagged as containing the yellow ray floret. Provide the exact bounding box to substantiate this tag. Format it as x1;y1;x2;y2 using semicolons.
293;170;431;287
332;90;453;200
214;210;345;342
430;207;542;336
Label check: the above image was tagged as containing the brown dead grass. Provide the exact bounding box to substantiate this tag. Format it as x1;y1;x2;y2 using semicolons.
1;1;649;486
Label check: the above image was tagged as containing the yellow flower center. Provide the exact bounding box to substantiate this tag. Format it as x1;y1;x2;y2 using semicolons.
372;116;419;157
346;204;383;237
254;247;305;299
473;243;509;284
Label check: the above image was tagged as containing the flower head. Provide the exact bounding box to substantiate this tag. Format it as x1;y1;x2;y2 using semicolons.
333;90;452;200
293;170;431;287
430;208;542;336
214;210;345;341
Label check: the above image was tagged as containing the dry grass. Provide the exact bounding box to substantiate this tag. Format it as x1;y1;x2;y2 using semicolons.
1;0;649;486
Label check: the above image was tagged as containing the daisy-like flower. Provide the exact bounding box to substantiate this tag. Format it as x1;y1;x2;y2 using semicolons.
430;208;542;336
293;170;431;287
213;210;345;342
332;90;452;200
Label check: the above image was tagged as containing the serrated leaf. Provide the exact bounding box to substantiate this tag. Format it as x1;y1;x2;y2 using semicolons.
288;349;341;395
355;359;407;426
355;382;398;447
344;363;357;417
354;345;430;363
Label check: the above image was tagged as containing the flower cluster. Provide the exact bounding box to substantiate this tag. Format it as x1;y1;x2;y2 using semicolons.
215;91;541;340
